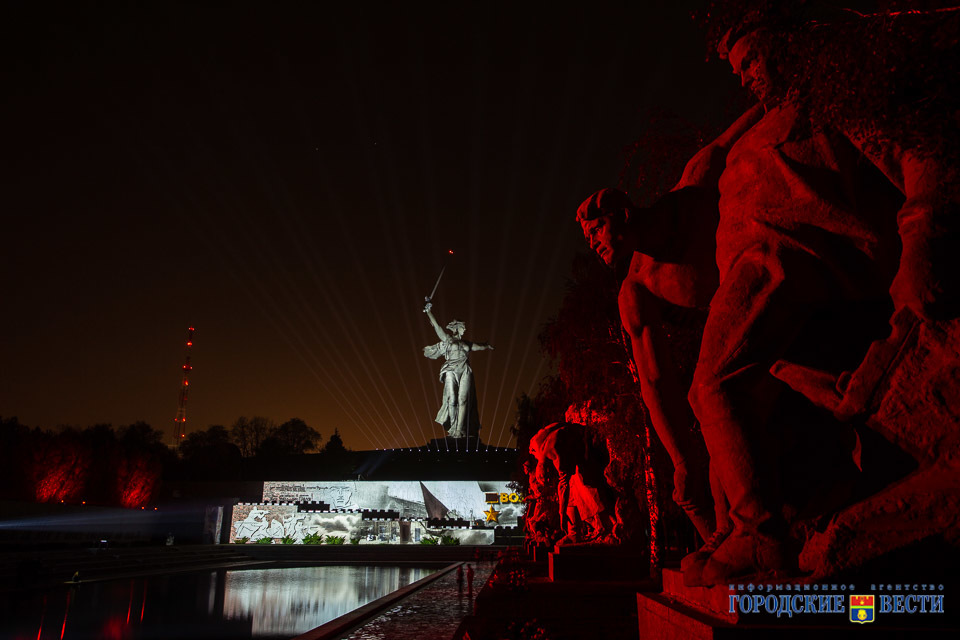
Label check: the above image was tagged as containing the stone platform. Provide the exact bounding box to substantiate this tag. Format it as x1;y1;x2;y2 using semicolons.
549;543;647;582
424;436;486;451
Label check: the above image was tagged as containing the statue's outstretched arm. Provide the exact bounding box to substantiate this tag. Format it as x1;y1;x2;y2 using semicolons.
423;304;449;342
470;342;494;351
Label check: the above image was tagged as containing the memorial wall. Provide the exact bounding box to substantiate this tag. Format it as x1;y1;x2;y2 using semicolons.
228;480;522;545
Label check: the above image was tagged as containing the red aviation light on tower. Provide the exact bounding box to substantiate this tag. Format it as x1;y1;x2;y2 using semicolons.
173;326;195;448
448;249;454;255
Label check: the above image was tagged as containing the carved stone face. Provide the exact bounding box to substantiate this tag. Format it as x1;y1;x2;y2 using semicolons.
728;31;774;105
580;214;626;267
446;320;465;338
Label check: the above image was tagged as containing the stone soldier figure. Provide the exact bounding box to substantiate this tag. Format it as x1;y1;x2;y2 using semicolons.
577;103;764;544
423;302;493;438
528;422;617;545
682;25;955;585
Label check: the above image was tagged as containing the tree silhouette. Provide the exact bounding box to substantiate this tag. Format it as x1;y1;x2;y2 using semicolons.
258;418;322;458
323;428;347;455
230;416;276;457
180;424;242;481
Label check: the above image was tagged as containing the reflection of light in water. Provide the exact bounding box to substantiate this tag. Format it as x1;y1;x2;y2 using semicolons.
60;589;72;640
222;566;432;637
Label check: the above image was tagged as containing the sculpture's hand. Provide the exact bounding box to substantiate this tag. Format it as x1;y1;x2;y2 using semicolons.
424;301;433;313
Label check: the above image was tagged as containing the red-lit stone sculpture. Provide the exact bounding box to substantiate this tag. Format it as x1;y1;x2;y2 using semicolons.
527;422;616;545
575;20;959;587
522;456;561;550
684;25;960;586
577;104;764;545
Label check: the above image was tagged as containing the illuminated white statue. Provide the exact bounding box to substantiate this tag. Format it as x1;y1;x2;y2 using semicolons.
423;302;493;438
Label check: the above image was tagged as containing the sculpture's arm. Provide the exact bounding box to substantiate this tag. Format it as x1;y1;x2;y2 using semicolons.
423;304;450;342
847;131;959;321
618;281;698;469
630;105;764;262
675;103;764;190
535;454;551;486
889;151;959;321
470;342;494;351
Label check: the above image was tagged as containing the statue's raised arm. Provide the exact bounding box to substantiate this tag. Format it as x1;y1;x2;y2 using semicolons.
423;302;450;342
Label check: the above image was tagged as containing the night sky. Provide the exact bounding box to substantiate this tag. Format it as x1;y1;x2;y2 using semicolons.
2;1;739;451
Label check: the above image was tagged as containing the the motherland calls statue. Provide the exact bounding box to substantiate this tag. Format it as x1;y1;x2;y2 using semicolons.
423;302;493;439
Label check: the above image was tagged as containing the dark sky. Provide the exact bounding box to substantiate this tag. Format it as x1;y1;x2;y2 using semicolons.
1;1;739;450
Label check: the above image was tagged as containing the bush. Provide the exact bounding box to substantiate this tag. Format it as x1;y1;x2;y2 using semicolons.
302;532;323;545
440;534;461;546
255;537;274;544
350;537;361;545
420;536;439;545
324;535;345;545
281;536;296;545
234;537;249;544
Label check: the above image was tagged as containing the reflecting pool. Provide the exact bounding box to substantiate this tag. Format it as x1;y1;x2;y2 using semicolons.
1;565;436;639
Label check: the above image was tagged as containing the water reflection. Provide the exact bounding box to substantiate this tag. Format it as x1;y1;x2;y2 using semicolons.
0;565;434;639
221;566;433;637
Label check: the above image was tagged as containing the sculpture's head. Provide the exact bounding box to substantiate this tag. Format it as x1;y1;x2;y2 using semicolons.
522;454;537;476
577;188;636;267
446;319;465;338
720;28;778;107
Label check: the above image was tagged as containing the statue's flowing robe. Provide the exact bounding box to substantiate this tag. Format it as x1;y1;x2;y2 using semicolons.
423;339;481;437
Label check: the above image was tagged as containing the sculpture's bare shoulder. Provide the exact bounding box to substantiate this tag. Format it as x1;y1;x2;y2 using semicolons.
620;251;714;315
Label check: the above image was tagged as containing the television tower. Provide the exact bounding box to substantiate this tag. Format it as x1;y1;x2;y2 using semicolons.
173;327;195;448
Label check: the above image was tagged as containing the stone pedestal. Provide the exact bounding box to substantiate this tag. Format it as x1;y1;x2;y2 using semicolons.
527;544;550;564
548;543;646;582
635;568;735;639
664;567;737;622
425;436;484;451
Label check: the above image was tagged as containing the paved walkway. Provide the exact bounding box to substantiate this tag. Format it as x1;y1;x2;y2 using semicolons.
343;560;496;640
